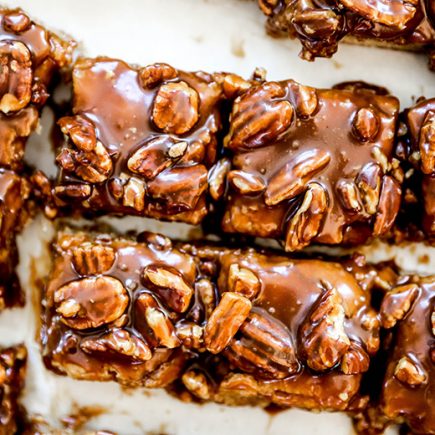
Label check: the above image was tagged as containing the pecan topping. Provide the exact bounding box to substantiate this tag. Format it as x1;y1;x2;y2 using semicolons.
54;183;92;200
338;0;417;28
220;73;251;99
292;9;341;42
80;329;152;362
228;264;261;300
72;244;115;275
182;370;212;400
58;116;97;152
54;276;129;330
205;292;252;354
337;179;362;211
139;232;172;251
228;170;266;195
143;264;194;313
373;176;401;236
139;63;177;89
380;283;419;329
0;40;32;113
195;278;216;320
356;162;381;215
299;287;350;371
152;81;199;135
3;11;31;33
432;308;435;336
145;306;180;349
227;310;299;379
127;136;177;181
285;183;328;251
353;108;380;141
290;82;318;117
258;0;278;15
121;176;146;211
419;110;435;175
394;356;427;386
341;343;370;375
265;149;330;206
176;323;204;350
208;158;231;201
226;82;293;151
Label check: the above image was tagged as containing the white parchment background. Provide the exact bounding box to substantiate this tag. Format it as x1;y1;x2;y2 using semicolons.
0;0;434;433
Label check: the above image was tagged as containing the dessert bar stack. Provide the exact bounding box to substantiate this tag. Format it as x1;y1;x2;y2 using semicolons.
0;4;434;435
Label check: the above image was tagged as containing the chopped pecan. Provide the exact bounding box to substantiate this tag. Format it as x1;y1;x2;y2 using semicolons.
182;370;212;400
356;162;381;215
54;183;92;200
121;176;146;211
58;116;97;152
145;306;180;349
361;311;381;354
336;179;362;211
341;343;370;374
228;264;261;300
289;82;318;117
380;283;419;329
139;63;177;89
195;278;216;320
205;292;252;354
176;322;204;350
152;81;199;135
147;164;208;212
228;170;266;195
143;264;193;313
56;141;113;183
219;73;251;99
394;356;427;386
265;149;330;206
3;11;31;33
208;158;231;201
338;0;417;28
227;309;299;379
127;136;179;181
72;244;115;275
419;110;435;174
54;276;129;330
80;329;152;362
292;8;341;41
258;0;278;15
139;231;172;251
299;287;350;371
373;175;401;236
226;82;293;151
0;40;32;113
285;182;328;251
353;108;380;141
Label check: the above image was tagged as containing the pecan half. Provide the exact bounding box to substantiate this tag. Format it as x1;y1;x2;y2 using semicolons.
208;158;231;201
145;306;180;349
152;81;199;135
139;63;178;89
195;278;216;320
80;329;152;362
121;176;146;211
3;11;31;34
54;183;92;200
72;244;115;275
356;162;381;215
182;370;212;400
227;309;299;379
226;82;293;151
419;110;435;175
289;82;318;117
265;149;331;206
285;182;328;251
380;283;419;329
341;343;370;375
58;116;97;152
205;292;252;354
143;264;193;313
228;170;266;195
338;0;417;29
54;276;129;330
0;40;32;113
352;108;380;141
228;264;261;300
394;356;427;386
299;287;350;371
373;175;401;236
336;179;362;211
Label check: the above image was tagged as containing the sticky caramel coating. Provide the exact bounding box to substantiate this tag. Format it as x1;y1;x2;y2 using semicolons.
43;230;380;413
0;7;74;170
399;98;435;240
380;276;435;434
0;170;30;310
0;345;27;434
259;0;435;69
53;58;224;225
222;79;401;251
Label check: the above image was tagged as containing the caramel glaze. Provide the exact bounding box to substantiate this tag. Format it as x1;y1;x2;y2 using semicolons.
261;0;435;68
53;58;225;224
381;276;435;434
42;229;381;414
0;345;27;435
222;80;401;251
